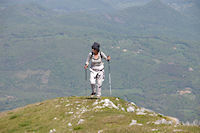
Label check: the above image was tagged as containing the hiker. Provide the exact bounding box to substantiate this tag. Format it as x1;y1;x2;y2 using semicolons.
84;42;111;98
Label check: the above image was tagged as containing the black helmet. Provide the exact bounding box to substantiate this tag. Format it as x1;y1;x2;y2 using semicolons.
92;42;100;52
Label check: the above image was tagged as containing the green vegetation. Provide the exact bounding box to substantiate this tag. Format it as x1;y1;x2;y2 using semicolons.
0;97;199;133
0;0;199;123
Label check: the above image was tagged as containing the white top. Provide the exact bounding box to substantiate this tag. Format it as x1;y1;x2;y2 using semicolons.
85;51;107;70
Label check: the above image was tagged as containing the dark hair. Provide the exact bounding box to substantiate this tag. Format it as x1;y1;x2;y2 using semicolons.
91;42;100;52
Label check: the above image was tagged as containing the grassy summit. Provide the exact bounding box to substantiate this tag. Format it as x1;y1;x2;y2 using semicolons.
0;96;199;133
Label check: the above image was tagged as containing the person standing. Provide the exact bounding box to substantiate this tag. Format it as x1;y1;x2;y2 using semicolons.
84;42;111;98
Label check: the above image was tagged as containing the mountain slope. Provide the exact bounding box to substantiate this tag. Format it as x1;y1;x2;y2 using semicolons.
0;0;200;124
109;0;199;40
0;96;199;133
40;0;113;13
0;0;113;12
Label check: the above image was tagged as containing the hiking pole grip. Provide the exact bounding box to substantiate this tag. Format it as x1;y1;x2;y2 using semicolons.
108;61;112;96
85;68;87;81
107;56;111;72
85;68;88;96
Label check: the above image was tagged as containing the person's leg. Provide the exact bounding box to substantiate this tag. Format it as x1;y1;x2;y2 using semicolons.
96;70;104;97
90;71;97;94
91;84;96;94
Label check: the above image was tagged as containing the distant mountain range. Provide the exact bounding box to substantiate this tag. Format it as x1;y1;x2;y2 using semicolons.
1;0;199;12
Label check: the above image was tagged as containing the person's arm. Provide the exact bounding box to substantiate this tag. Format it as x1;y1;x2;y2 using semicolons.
101;52;111;61
84;52;92;69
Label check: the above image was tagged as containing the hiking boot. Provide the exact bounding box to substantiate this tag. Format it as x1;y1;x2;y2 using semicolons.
90;92;96;97
97;95;101;99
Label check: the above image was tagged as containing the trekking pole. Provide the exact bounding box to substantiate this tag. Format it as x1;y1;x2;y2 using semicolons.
85;68;87;81
85;68;88;96
108;60;112;96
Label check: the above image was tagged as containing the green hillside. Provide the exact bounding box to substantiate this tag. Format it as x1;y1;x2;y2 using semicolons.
0;96;199;133
109;0;200;40
0;0;199;123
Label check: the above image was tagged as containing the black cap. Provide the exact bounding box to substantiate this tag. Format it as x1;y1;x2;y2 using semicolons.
92;42;100;52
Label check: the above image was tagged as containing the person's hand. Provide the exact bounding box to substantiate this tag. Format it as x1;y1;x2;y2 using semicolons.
107;56;111;61
84;64;88;69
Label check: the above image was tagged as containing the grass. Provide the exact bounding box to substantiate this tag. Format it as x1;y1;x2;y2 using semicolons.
9;114;19;120
73;126;83;130
0;96;199;133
